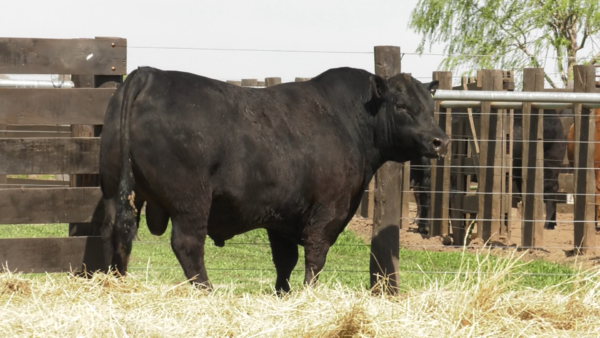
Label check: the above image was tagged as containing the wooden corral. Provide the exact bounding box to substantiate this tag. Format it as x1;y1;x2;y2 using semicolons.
0;37;127;273
2;37;597;292
391;66;599;254
0;39;406;289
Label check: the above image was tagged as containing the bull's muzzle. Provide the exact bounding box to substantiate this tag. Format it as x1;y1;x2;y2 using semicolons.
432;137;451;158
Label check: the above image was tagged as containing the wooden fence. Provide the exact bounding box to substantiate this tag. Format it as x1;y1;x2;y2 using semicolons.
394;66;599;254
2;39;597;296
0;37;127;273
0;41;403;293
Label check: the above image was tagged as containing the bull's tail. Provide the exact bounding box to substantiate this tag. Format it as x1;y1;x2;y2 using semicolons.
115;68;147;243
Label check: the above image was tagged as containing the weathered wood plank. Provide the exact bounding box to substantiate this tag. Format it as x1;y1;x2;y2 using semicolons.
477;70;503;243
0;37;126;75
0;123;4;185
463;194;479;214
572;65;597;254
430;71;452;237
2;178;70;188
265;77;282;87
1;132;73;138
0;138;100;175
0;88;114;125
68;75;115;237
0;236;105;273
0;187;102;224
400;162;411;229
521;68;545;247
370;45;401;293
450;110;468;245
558;173;574;193
3;125;71;132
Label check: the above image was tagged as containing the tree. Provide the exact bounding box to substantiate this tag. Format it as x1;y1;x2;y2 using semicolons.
409;0;600;88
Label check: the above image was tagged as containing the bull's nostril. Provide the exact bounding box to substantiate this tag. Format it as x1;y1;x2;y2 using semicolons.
433;138;443;149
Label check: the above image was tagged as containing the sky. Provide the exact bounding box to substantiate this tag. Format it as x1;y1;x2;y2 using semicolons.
1;0;448;83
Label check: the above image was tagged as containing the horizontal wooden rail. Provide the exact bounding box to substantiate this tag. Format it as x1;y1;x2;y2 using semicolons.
0;138;100;175
1;125;71;132
0;89;114;125
0;187;102;224
1;178;70;188
0;37;126;75
0;236;105;273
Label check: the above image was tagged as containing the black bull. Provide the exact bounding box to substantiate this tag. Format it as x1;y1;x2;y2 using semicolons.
410;109;567;234
99;66;450;292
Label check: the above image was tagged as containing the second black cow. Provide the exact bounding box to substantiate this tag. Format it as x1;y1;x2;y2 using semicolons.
410;109;566;234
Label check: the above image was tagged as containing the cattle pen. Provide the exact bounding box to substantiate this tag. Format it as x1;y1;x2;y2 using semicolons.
1;38;600;295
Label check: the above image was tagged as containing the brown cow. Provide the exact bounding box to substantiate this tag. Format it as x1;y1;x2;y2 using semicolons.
566;109;600;229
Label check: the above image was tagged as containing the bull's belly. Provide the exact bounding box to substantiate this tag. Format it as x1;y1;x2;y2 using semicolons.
206;196;304;246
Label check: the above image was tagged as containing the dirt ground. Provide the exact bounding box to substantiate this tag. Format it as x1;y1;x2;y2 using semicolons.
347;202;600;271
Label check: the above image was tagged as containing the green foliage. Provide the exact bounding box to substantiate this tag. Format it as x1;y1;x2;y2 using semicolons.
409;0;600;87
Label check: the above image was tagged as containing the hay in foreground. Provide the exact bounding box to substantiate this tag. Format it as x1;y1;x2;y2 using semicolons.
1;251;599;337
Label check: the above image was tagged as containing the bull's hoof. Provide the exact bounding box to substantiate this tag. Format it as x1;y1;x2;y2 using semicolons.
191;280;213;292
417;223;429;235
544;223;556;230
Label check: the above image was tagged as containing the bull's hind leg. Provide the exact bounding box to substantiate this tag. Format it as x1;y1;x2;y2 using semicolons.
170;211;211;289
267;229;299;293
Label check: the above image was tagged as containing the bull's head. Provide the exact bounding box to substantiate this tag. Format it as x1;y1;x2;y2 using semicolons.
370;73;450;163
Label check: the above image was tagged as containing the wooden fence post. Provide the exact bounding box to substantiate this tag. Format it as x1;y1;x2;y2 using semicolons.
521;68;545;248
0;124;5;186
241;79;258;87
572;65;596;254
370;45;401;293
477;70;504;243
265;77;281;87
429;71;452;238
69;37;125;237
400;163;410;229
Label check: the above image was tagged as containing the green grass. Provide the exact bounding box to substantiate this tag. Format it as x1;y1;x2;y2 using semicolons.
0;218;580;293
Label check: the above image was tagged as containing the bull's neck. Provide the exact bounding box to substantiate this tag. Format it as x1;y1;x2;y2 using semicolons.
372;109;402;164
360;116;390;184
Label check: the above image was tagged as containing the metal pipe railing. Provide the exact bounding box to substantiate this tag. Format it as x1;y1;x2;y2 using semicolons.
0;79;74;89
433;89;600;103
439;101;600;110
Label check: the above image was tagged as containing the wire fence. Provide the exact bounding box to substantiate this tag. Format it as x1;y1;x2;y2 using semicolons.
124;44;598;61
2;42;600;286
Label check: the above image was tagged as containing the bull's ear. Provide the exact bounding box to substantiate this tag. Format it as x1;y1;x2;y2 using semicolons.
370;75;388;99
425;80;439;97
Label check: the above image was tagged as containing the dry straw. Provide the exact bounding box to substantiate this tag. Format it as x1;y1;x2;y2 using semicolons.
1;250;599;337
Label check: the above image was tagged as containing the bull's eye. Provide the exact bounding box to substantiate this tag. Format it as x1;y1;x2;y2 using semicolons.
395;105;407;113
